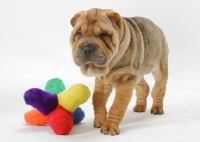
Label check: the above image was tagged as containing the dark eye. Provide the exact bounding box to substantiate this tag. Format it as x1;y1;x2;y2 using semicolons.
76;30;82;36
100;32;109;38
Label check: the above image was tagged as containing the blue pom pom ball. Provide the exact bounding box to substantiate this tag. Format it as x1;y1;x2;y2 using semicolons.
72;107;85;124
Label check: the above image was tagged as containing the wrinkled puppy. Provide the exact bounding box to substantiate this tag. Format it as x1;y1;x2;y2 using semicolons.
69;8;168;135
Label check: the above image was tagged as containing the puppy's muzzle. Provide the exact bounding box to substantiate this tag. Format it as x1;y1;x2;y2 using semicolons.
74;41;106;67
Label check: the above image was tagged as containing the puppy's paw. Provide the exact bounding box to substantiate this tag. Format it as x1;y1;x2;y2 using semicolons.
100;123;120;135
150;106;164;114
94;116;106;128
133;104;146;112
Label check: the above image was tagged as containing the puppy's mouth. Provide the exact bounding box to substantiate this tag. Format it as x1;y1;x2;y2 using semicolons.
74;55;106;67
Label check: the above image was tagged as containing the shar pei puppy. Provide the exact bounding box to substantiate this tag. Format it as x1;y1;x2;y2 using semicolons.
69;8;168;135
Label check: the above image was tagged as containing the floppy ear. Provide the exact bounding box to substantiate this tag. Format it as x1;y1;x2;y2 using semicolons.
107;10;122;27
70;11;83;27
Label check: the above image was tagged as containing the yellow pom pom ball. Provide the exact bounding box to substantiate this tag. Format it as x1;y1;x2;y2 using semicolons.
58;84;91;112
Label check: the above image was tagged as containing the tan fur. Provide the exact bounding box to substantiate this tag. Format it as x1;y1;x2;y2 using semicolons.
70;8;168;135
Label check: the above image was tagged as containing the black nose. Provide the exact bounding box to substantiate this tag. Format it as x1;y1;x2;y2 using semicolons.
82;42;95;56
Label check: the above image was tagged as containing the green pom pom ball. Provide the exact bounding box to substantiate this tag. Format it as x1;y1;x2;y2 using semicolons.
45;78;65;94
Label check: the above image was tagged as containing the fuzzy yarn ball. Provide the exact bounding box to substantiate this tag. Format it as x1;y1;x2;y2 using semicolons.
45;78;65;94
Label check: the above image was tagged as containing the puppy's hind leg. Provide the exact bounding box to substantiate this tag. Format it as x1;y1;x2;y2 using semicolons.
133;77;150;112
151;61;168;114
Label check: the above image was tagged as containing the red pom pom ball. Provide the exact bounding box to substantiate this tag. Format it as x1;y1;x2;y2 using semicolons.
46;105;73;135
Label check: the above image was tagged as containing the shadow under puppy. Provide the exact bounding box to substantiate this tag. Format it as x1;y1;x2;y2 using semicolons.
69;8;168;135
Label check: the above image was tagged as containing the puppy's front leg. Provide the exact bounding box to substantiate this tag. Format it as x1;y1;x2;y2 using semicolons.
101;74;136;135
93;78;113;128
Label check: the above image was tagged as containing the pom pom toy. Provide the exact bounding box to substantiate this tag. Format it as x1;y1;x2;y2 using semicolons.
24;78;85;126
24;78;90;135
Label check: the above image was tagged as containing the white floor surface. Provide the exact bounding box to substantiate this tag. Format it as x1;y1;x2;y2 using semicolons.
1;77;200;142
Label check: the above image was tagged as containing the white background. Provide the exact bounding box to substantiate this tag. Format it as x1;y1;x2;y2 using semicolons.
0;0;200;142
1;0;200;82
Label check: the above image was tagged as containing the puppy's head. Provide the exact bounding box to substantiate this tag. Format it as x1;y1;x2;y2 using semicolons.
69;8;122;77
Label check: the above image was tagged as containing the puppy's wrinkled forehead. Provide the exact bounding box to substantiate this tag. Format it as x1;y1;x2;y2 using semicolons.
87;9;101;24
75;9;113;36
